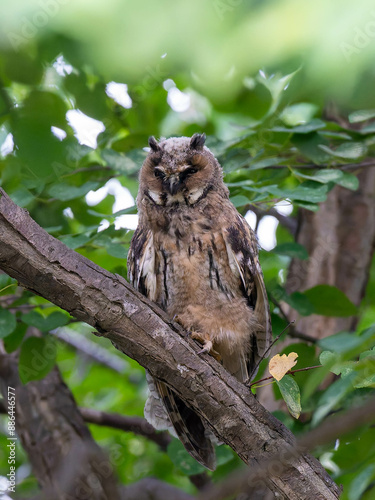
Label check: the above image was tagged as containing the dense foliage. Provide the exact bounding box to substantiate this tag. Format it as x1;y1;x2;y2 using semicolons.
0;2;375;499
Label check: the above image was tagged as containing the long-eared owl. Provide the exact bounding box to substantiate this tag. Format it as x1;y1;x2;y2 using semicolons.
128;133;271;470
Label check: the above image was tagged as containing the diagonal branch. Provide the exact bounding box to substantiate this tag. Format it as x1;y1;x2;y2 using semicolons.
200;396;375;500
0;188;340;499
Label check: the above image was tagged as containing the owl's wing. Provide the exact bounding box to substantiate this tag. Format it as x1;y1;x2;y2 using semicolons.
224;213;272;380
128;226;216;471
127;227;157;300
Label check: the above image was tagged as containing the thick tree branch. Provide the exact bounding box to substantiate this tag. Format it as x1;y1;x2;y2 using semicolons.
0;188;340;499
200;396;375;500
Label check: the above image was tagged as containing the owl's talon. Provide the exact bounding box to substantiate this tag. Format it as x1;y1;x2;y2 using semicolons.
197;340;213;355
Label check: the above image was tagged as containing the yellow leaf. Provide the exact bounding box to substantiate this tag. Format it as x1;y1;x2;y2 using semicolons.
269;352;298;381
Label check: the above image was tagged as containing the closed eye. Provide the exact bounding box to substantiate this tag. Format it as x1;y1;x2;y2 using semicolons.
154;168;165;179
180;167;198;181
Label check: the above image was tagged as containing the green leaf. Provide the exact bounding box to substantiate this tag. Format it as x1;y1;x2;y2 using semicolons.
319;142;367;160
48;181;100;201
319;350;356;376
268;182;329;203
273;242;308;260
19;336;56;384
294;169;344;184
312;373;355;426
21;311;70;332
101;149;139;174
3;323;27;353
167;439;206;475
303;285;357;317
292;133;330;164
280;103;318;126
271;119;326;134
222;149;251;172
285;292;314;316
276;375;301;419
0;308;17;338
215;445;235;467
257;69;300;113
348;109;375;123
60;233;92;249
348;463;375;500
105;243;128;259
229;195;251;207
293;201;319;211
360;123;375;134
249;157;281;170
0;274;17;296
335;172;359;191
352;356;375;388
3;52;43;85
87;205;137;218
9;188;35;207
318;327;375;354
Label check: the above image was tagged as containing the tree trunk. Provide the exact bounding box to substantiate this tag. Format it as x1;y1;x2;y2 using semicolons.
287;167;375;338
0;354;121;500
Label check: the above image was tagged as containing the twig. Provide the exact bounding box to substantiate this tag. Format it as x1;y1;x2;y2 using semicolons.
269;293;317;344
288;329;317;343
249;364;323;388
247;320;295;381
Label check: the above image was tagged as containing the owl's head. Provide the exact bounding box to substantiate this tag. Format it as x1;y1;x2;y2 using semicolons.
138;133;227;207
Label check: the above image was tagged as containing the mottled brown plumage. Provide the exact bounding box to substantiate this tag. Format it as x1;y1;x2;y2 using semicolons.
128;133;271;470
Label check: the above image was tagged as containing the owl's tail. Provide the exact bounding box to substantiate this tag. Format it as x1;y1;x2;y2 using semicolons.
154;379;216;471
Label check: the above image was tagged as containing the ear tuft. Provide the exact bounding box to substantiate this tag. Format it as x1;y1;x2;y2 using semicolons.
148;136;160;152
190;133;206;150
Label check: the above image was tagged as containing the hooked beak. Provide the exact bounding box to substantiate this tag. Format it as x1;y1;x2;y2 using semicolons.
167;175;181;195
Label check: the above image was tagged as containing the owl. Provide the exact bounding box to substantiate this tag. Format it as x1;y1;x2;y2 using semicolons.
128;133;271;470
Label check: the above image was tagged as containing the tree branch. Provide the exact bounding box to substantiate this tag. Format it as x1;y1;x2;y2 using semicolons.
0;397;171;451
50;327;128;373
0;188;340;499
262;159;375;170
248;204;298;236
199;396;375;500
80;408;171;451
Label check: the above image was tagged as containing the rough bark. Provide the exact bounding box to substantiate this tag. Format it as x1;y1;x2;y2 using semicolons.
0;188;341;499
287;168;375;338
0;356;121;500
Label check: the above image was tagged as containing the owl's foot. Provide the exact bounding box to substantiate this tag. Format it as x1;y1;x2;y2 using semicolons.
197;340;213;355
190;332;221;361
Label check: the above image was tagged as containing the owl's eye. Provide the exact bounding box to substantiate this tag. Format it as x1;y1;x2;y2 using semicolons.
154;168;165;179
180;167;198;181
